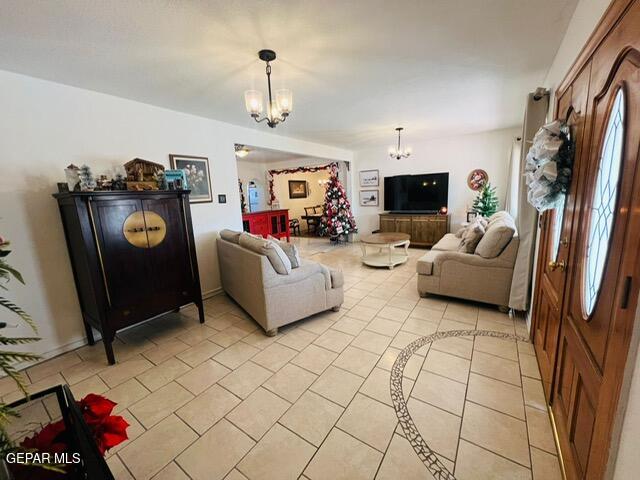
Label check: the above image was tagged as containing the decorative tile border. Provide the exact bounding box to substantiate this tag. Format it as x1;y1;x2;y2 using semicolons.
390;329;530;480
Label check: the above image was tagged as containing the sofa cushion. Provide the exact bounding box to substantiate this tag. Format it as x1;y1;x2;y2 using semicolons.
239;232;292;274
475;215;516;259
220;229;241;244
488;211;510;225
432;233;462;251
417;250;439;275
268;235;301;268
458;219;485;253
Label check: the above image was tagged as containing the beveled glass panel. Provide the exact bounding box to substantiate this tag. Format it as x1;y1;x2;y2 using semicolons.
583;89;625;315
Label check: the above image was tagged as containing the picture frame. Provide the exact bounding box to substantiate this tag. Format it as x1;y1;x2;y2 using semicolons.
288;180;308;199
360;190;379;206
169;154;213;203
218;194;227;204
359;169;379;187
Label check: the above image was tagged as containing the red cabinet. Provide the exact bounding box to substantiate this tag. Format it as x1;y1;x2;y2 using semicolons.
242;209;290;242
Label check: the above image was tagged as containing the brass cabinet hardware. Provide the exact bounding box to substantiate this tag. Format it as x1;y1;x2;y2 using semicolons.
560;237;569;248
549;260;567;272
123;211;167;248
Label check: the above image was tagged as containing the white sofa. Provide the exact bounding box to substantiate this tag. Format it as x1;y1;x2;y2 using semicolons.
217;231;344;335
416;212;519;308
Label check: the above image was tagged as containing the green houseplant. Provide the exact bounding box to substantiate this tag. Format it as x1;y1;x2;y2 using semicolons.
472;183;500;218
0;235;40;458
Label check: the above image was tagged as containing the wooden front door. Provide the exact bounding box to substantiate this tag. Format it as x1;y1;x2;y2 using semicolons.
551;30;640;479
532;66;591;398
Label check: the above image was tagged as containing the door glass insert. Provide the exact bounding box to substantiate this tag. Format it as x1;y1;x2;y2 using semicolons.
551;195;566;262
583;89;625;315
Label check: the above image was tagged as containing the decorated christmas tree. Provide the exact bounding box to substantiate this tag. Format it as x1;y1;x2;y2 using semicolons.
318;165;357;240
472;183;499;217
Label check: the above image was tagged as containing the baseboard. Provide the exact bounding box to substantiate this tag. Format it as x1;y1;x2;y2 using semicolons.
7;288;225;376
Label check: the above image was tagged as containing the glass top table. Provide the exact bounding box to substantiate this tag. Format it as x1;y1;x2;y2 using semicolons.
360;233;411;269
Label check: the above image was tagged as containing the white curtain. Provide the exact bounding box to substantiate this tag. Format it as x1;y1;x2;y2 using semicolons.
509;91;549;311
505;137;522;219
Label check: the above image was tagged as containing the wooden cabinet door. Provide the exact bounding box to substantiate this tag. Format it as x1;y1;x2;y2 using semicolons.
142;197;194;315
380;217;395;232
532;66;591;398
395;217;412;235
90;197;152;326
551;32;640;479
411;217;432;245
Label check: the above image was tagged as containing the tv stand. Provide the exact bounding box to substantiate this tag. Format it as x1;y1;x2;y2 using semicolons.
379;212;449;247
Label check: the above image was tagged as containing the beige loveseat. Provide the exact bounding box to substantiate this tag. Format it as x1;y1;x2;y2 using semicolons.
217;231;344;335
416;212;519;308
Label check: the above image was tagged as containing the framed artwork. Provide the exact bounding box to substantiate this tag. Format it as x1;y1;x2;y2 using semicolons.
169;154;212;203
288;180;308;199
360;190;379;206
218;194;227;204
467;169;489;191
359;169;379;187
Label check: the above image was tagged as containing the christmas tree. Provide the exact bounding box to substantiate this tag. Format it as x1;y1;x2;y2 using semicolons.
472;183;499;217
318;165;357;240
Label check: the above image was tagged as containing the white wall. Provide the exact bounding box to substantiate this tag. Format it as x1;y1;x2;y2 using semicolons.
0;69;352;360
273;169;331;229
352;127;520;234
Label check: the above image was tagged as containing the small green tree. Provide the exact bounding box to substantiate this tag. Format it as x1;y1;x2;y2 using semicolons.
472;183;499;217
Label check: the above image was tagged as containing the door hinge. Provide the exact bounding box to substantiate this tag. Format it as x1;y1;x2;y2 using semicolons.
621;276;632;309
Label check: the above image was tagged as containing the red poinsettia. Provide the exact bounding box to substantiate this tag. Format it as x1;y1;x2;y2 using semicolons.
20;419;67;454
91;414;130;456
18;394;129;460
78;393;117;424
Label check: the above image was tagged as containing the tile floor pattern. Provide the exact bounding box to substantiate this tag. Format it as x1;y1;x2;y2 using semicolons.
2;237;563;480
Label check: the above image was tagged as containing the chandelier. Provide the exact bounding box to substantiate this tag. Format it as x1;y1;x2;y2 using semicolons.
389;127;412;160
244;50;293;128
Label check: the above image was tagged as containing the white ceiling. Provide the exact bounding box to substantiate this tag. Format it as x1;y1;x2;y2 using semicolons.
0;0;577;149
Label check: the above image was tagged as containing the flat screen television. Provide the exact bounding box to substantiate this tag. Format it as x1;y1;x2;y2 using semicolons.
384;173;449;213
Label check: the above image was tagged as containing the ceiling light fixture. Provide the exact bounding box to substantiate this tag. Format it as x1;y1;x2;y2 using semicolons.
244;50;292;129
235;145;250;158
389;127;412;160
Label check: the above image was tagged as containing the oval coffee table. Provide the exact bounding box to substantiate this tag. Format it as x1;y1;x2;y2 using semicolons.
360;232;410;269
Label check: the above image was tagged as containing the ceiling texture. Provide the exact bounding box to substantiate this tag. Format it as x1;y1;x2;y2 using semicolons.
0;0;577;149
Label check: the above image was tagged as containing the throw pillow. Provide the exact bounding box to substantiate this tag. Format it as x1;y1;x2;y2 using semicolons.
455;226;468;238
239;233;292;274
475;216;516;258
267;235;301;268
220;229;241;244
458;219;485;253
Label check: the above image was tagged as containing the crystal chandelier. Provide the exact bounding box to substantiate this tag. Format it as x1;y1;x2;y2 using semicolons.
389;127;412;159
244;50;293;128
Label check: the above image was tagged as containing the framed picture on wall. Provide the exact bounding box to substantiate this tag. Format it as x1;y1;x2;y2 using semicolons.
169;154;213;203
288;180;308;199
359;169;379;187
360;190;379;206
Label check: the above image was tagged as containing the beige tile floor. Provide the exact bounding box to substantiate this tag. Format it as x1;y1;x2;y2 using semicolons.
3;237;563;480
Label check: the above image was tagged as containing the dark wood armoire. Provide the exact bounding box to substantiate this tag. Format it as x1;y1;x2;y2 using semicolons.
54;190;205;364
530;0;640;477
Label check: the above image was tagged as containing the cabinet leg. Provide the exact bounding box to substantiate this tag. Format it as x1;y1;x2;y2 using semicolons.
83;317;95;346
104;339;116;365
196;299;205;324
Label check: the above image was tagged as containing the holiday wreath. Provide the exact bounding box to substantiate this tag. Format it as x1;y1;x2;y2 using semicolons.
524;119;574;212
